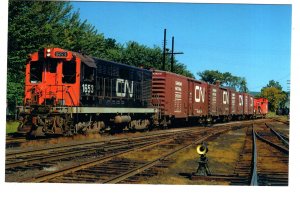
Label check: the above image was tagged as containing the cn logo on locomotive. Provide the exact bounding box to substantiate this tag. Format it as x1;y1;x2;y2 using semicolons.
195;86;205;103
116;78;134;98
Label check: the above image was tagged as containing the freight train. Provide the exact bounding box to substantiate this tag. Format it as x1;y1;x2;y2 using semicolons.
17;47;268;137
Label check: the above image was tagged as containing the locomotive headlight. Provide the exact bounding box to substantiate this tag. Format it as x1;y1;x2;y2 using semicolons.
46;48;51;57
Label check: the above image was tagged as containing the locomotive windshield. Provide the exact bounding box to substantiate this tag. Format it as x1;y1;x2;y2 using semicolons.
30;61;43;83
62;60;76;84
30;60;57;83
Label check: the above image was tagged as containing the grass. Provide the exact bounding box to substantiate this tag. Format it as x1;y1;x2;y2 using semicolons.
6;121;19;134
266;112;289;122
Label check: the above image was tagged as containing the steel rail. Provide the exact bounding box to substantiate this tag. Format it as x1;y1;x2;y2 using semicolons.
23;126;233;183
22;138;174;182
7;127;215;171
6;127;204;159
254;131;289;154
5;139;163;169
265;123;289;147
250;125;258;186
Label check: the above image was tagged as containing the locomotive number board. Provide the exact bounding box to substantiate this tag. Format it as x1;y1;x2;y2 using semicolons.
55;51;68;57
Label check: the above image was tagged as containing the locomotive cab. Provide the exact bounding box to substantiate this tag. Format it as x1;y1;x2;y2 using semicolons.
18;48;81;136
24;48;81;107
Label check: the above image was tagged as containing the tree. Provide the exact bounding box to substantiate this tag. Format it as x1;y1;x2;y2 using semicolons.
197;70;248;92
119;41;194;78
266;80;283;91
260;80;288;112
260;86;287;112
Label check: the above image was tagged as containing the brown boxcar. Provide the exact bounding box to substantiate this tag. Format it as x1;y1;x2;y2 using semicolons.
248;94;254;115
230;89;237;115
218;86;230;116
243;93;249;115
208;83;230;119
187;78;209;118
207;83;218;116
152;70;189;119
236;92;244;115
242;93;254;116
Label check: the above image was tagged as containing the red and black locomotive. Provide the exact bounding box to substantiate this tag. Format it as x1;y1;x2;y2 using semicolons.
17;47;268;137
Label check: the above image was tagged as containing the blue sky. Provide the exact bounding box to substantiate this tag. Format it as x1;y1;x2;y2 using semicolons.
72;2;291;92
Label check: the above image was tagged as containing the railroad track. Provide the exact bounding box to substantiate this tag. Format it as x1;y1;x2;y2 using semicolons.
6;136;27;147
271;117;289;125
7;124;238;183
6;127;206;170
5;118;270;149
231;123;288;186
253;123;289;186
265;123;289;147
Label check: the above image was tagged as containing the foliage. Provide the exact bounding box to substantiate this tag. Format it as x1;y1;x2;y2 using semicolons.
119;41;194;78
6;121;20;134
260;80;288;112
7;1;194;113
197;70;248;92
266;80;283;91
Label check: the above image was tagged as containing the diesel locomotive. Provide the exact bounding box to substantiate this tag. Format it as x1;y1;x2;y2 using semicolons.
17;47;268;137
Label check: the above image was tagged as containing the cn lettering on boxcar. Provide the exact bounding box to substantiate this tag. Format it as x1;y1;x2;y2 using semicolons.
223;91;229;104
195;86;205;103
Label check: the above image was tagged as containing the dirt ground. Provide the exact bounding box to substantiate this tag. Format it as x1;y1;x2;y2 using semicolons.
129;128;247;185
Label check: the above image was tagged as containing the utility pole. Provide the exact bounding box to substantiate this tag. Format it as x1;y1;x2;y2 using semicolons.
169;36;183;72
162;29;167;71
162;29;183;72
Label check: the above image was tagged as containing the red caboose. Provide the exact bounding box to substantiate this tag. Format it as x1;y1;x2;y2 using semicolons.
254;98;268;118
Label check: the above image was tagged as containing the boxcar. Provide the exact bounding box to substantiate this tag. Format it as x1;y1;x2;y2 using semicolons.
207;83;231;121
187;78;209;120
152;70;210;126
248;94;254;116
152;70;189;126
236;92;244;116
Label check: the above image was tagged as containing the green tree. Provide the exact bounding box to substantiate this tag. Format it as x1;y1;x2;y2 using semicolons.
197;70;223;84
261;86;287;112
260;80;288;112
197;70;248;92
266;80;283;91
